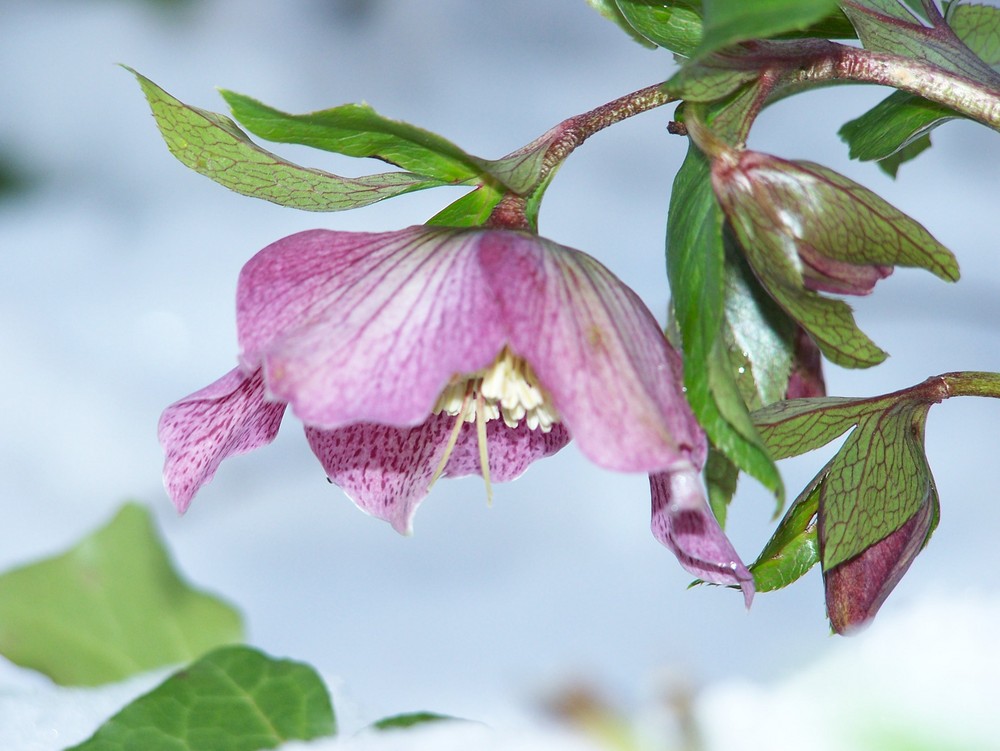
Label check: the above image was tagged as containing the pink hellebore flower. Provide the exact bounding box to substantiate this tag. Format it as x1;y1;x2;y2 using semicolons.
159;225;754;602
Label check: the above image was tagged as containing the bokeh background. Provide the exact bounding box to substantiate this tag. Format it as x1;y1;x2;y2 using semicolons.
2;0;998;744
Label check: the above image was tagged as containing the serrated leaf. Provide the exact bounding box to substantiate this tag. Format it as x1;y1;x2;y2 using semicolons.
820;402;933;569
371;712;456;731
838;5;1000;171
839;90;956;163
664;64;759;103
693;0;840;58
749;467;823;591
127;67;447;211
614;0;703;55
840;0;1000;85
220;90;484;183
705;446;739;526
667;144;783;501
68;645;336;751
0;503;242;686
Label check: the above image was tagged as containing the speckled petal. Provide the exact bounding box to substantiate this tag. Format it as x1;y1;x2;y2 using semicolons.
443;421;570;480
305;414;457;534
476;232;705;474
158;368;285;513
650;469;754;607
237;227;507;429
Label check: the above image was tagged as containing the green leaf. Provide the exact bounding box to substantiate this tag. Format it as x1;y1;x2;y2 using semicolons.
68;645;336;751
220;90;484;183
841;0;1000;85
838;91;956;163
127;67;448;211
949;3;1000;66
693;0;840;58
753;395;883;459
720;240;796;410
0;503;243;686
371;712;456;731
585;0;659;48
838;4;1000;172
614;0;703;55
425;184;504;227
704;446;739;526
667;144;783;501
820;402;933;568
749;467;823;591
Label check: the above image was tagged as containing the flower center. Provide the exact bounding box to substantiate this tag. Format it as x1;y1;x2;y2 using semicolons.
432;347;558;432
428;348;559;502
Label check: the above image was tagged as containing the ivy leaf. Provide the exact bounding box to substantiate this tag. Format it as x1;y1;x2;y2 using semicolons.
749;465;823;592
711;151;959;367
127;67;448;211
220;90;485;183
68;645;336;751
667;144;783;502
370;712;457;731
693;0;840;59
0;503;243;686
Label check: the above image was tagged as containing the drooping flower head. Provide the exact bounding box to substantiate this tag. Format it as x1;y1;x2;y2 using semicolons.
159;225;754;602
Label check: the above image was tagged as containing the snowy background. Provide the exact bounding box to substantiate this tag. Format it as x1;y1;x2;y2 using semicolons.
1;0;999;747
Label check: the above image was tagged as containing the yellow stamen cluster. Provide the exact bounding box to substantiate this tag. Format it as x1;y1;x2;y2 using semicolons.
428;348;559;503
432;348;558;432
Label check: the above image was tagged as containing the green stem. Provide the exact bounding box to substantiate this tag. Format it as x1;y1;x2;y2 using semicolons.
939;371;1000;398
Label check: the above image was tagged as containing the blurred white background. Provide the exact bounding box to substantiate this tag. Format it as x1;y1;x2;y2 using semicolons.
1;0;999;745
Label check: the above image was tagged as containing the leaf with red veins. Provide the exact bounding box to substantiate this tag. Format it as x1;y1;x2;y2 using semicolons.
712;150;958;368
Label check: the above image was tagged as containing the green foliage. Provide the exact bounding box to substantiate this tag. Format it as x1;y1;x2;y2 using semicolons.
838;3;1000;173
713;154;959;367
667;145;783;503
753;392;938;571
614;0;704;55
0;503;242;686
749;470;822;591
68;645;336;751
694;0;840;58
127;67;449;211
370;712;456;731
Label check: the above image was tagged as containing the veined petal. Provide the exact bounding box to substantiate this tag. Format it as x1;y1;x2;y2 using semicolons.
650;469;754;607
158;368;285;512
443;421;570;481
305;414;457;535
476;232;705;473
238;227;507;429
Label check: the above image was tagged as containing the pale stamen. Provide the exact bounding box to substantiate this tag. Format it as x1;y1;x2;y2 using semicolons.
429;348;558;498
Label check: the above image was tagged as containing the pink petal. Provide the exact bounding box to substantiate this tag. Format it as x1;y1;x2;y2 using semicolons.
305;414;456;535
158;368;285;512
650;469;754;607
237;228;507;429
307;415;569;535
443;421;570;481
476;232;705;474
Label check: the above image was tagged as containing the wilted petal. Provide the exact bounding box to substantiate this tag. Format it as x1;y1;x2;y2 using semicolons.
443;421;570;481
477;232;705;474
798;242;892;295
238;228;507;429
159;368;285;512
824;495;934;634
785;325;827;399
650;469;754;607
